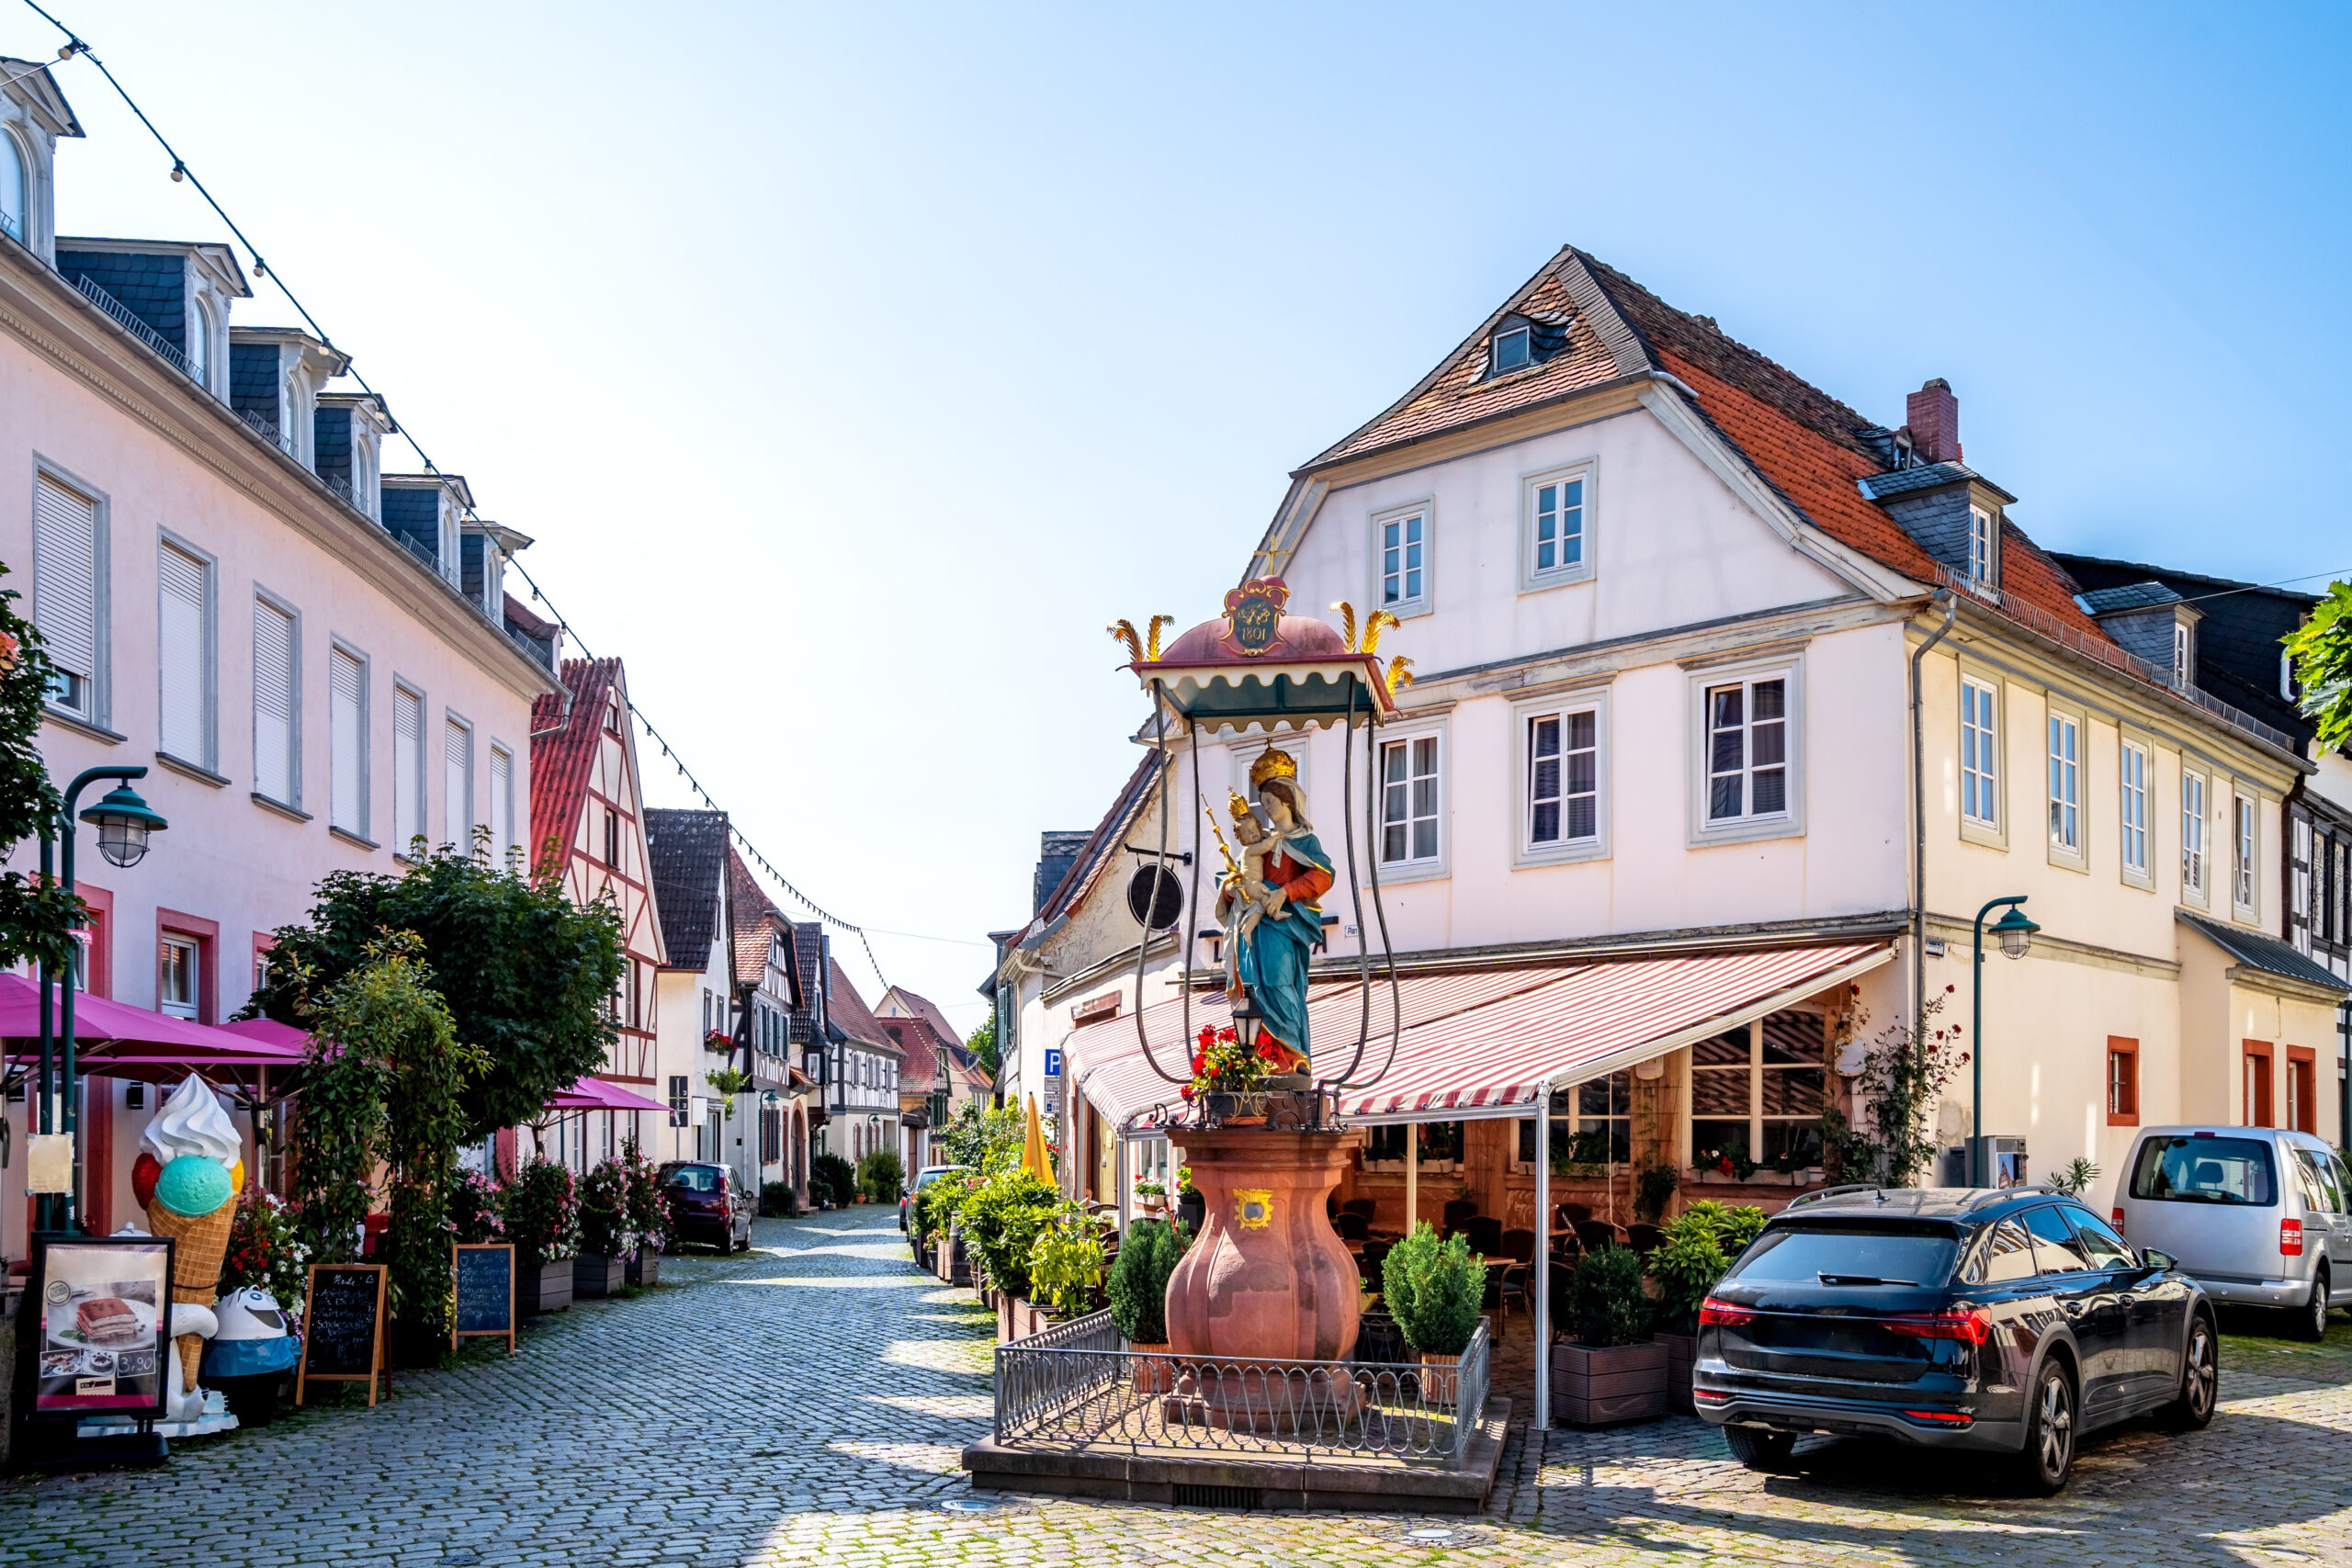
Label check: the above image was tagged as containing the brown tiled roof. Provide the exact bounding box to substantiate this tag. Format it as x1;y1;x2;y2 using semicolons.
527;658;620;879
826;958;900;1062
726;849;778;988
883;987;962;1054
1298;247;2115;649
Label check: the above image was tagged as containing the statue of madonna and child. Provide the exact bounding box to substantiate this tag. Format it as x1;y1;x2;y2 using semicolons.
1207;747;1332;1079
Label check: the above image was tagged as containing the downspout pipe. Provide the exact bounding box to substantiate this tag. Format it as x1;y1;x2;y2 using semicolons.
1910;592;1959;1048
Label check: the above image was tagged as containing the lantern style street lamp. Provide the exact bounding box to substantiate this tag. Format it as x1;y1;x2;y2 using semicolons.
1969;896;2038;1188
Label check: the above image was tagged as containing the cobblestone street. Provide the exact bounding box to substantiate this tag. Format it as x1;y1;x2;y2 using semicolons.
7;1205;2352;1567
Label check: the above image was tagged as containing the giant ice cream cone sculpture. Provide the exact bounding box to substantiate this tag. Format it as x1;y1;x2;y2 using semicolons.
133;1075;245;1393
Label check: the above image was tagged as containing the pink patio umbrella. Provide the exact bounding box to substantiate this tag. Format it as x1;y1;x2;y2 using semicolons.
545;1075;671;1115
0;972;305;1071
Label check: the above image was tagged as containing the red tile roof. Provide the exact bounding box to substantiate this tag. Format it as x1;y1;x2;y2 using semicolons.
826;958;900;1062
883;987;964;1056
527;658;620;880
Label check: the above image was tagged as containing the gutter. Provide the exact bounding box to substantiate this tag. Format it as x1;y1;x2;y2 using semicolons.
1910;591;1959;1037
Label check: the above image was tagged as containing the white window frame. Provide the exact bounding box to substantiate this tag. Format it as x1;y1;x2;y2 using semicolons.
489;741;514;869
157;932;199;1021
2233;792;2259;919
444;710;475;853
1967;504;1994;584
1520;459;1596;591
2174;622;2193;692
1959;672;2001;842
2045;700;2085;869
1370;500;1431;617
2181;766;2210;907
1230;731;1310;807
392;680;426;860
31;462;110;730
155;530;218;775
1374;723;1446;881
250;588;302;811
1688;657;1803;846
327;639;370;843
1490;325;1531;375
2120;737;2153;889
1513;689;1609;866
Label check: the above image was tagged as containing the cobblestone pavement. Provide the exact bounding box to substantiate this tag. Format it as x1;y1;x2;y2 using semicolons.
7;1204;2352;1566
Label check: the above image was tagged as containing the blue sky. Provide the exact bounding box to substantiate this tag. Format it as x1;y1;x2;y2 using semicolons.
17;3;2348;1024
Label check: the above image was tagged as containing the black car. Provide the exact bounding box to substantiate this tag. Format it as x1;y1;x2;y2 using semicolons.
657;1161;753;1253
1692;1186;2215;1495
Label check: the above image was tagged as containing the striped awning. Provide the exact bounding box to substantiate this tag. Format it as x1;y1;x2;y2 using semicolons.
1058;942;1894;1132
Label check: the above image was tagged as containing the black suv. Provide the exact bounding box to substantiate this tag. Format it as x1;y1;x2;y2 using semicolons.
1692;1186;2215;1494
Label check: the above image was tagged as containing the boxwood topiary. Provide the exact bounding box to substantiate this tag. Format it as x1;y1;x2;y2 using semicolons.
1381;1222;1484;1358
1568;1243;1652;1348
1106;1218;1185;1344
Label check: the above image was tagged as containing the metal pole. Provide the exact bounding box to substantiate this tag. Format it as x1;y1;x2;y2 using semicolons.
57;778;82;1234
1534;1089;1551;1430
1969;894;2026;1189
1406;1118;1419;1234
2338;998;2349;1152
33;828;52;1234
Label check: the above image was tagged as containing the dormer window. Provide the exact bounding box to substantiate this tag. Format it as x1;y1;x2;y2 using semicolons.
0;131;24;244
2174;623;2192;692
1491;326;1532;375
1967;505;1993;583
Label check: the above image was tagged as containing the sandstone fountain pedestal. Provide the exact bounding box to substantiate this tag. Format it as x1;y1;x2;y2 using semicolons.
1162;1125;1360;1432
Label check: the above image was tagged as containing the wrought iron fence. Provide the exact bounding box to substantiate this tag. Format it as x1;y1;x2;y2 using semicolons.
74;274;194;379
994;1309;1489;1468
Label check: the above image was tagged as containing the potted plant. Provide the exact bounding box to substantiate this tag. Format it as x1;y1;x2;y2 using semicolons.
1555;1243;1665;1426
1107;1217;1184;1392
1131;1179;1168;1218
1644;1201;1768;1409
622;1139;669;1286
504;1156;578;1315
856;1147;905;1205
1381;1222;1484;1405
1174;1166;1204;1235
1026;1204;1106;1329
574;1157;630;1298
961;1168;1059;1340
1182;1024;1278;1123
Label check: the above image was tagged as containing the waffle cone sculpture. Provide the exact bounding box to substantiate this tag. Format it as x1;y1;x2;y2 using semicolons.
147;1195;237;1391
133;1075;249;1396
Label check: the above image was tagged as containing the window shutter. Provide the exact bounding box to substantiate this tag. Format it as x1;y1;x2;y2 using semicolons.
394;687;422;850
157;542;207;763
330;648;363;833
252;598;296;803
32;476;99;711
489;745;512;863
445;716;471;847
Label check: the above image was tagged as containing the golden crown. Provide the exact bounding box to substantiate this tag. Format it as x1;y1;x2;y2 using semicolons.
1248;749;1298;790
1227;790;1255;824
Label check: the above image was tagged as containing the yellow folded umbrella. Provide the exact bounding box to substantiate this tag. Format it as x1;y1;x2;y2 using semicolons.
1022;1093;1049;1181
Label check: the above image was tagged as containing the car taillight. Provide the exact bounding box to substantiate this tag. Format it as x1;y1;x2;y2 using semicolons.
1881;1308;1994;1347
1692;1388;1730;1404
1699;1298;1758;1327
1901;1408;1973;1427
2281;1219;2304;1257
2110;1207;2126;1233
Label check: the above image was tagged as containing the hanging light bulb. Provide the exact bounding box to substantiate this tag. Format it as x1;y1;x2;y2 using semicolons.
169;161;185;183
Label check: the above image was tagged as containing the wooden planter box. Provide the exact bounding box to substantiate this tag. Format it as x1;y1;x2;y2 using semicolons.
573;1253;628;1299
627;1248;660;1288
1657;1331;1696;1414
1126;1341;1174;1394
996;1293;1017;1344
520;1255;574;1315
1418;1349;1466;1407
1552;1340;1668;1427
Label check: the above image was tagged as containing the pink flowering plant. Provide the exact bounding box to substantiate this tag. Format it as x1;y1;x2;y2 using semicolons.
1819;986;1970;1187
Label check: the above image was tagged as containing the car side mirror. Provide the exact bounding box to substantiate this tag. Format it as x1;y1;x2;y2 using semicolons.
2141;1247;2177;1271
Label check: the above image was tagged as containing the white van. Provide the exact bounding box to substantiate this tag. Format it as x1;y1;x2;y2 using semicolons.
2112;1126;2351;1340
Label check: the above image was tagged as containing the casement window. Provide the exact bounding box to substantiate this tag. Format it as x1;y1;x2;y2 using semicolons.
2107;1037;2139;1125
2243;1040;2274;1128
668;1075;689;1129
1959;677;1999;829
1374;503;1428;614
603;806;622;870
1967;505;1994;584
251;595;299;807
2173;623;2192;691
1702;674;1790;828
1689;1011;1827;1172
393;683;424;854
2046;710;2080;855
0;130;26;243
2286;1047;2317;1135
489;743;514;867
444;715;473;850
2233;794;2258;913
1377;732;1442;869
32;472;104;721
157;933;199;1021
156;539;214;771
2181;769;2208;901
1522;463;1593;588
2120;740;2151;883
1521;699;1604;860
1491;325;1532;374
328;645;367;839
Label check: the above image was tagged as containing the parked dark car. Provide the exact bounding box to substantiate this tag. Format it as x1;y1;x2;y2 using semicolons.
1693;1186;2214;1495
658;1161;752;1253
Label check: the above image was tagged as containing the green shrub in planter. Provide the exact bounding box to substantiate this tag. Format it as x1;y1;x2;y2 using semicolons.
1380;1223;1484;1358
1106;1218;1185;1344
1025;1204;1104;1318
1568;1244;1651;1348
961;1168;1058;1302
503;1157;578;1270
1645;1200;1768;1333
810;1153;856;1208
856;1147;905;1205
577;1157;628;1257
760;1180;799;1218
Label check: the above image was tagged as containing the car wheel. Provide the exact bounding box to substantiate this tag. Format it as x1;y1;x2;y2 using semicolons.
2290;1268;2331;1343
2160;1312;2218;1431
2014;1360;2076;1496
1721;1424;1795;1472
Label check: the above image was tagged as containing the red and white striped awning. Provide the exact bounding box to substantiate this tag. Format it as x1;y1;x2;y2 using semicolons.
1058;942;1894;1131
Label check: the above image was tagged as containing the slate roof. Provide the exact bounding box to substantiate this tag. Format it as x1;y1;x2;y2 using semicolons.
826;958;901;1062
1856;461;2016;504
2177;911;2350;994
2078;581;2185;615
527;658;621;876
786;923;828;1045
1290;246;2117;649
645;808;729;970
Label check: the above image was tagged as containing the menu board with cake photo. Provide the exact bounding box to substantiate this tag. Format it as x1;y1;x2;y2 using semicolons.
25;1235;177;1417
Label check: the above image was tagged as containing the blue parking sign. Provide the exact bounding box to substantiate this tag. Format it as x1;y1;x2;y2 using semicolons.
1044;1047;1063;1077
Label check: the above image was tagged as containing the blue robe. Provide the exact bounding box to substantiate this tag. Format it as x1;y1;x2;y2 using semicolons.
1235;831;1331;1066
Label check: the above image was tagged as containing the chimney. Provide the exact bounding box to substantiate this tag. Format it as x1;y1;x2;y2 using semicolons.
1905;378;1961;465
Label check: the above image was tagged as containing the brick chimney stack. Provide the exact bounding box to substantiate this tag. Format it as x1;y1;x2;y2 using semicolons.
1905;378;1962;465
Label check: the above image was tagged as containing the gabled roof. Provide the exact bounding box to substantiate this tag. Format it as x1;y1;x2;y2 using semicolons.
725;849;801;1005
826;958;900;1061
2078;581;2185;615
881;987;965;1055
645;808;729;969
1290;246;2116;648
1003;751;1165;956
786;924;827;1044
2178;911;2349;996
528;658;620;877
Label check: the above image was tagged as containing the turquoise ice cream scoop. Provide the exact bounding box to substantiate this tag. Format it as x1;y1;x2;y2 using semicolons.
155;1153;232;1216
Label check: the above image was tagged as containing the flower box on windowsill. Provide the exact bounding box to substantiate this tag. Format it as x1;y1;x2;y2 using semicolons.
1690;1168;1823;1188
1363;1159;1404;1174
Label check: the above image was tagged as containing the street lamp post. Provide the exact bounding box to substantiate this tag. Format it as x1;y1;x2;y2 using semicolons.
33;765;167;1234
1969;895;2039;1188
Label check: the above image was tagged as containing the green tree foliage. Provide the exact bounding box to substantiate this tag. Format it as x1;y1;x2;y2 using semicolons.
856;1147;904;1204
1025;1204;1105;1317
1645;1201;1767;1333
0;569;85;971
1566;1243;1652;1348
965;1016;1000;1079
2285;581;2352;750
935;1100;1023;1174
1381;1223;1485;1357
288;990;391;1269
1105;1217;1185;1344
251;844;626;1142
962;1168;1058;1302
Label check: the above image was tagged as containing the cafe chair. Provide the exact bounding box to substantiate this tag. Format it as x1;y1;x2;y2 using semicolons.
1464;1215;1503;1257
1546;1260;1577;1345
1625;1223;1666;1258
1500;1227;1537;1264
1335;1211;1369;1243
1555;1201;1592;1227
1574;1220;1622;1256
1442;1199;1479;1235
1342;1198;1378;1223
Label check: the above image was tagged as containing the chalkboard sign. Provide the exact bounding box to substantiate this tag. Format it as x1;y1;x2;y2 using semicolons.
450;1244;515;1354
298;1263;387;1407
